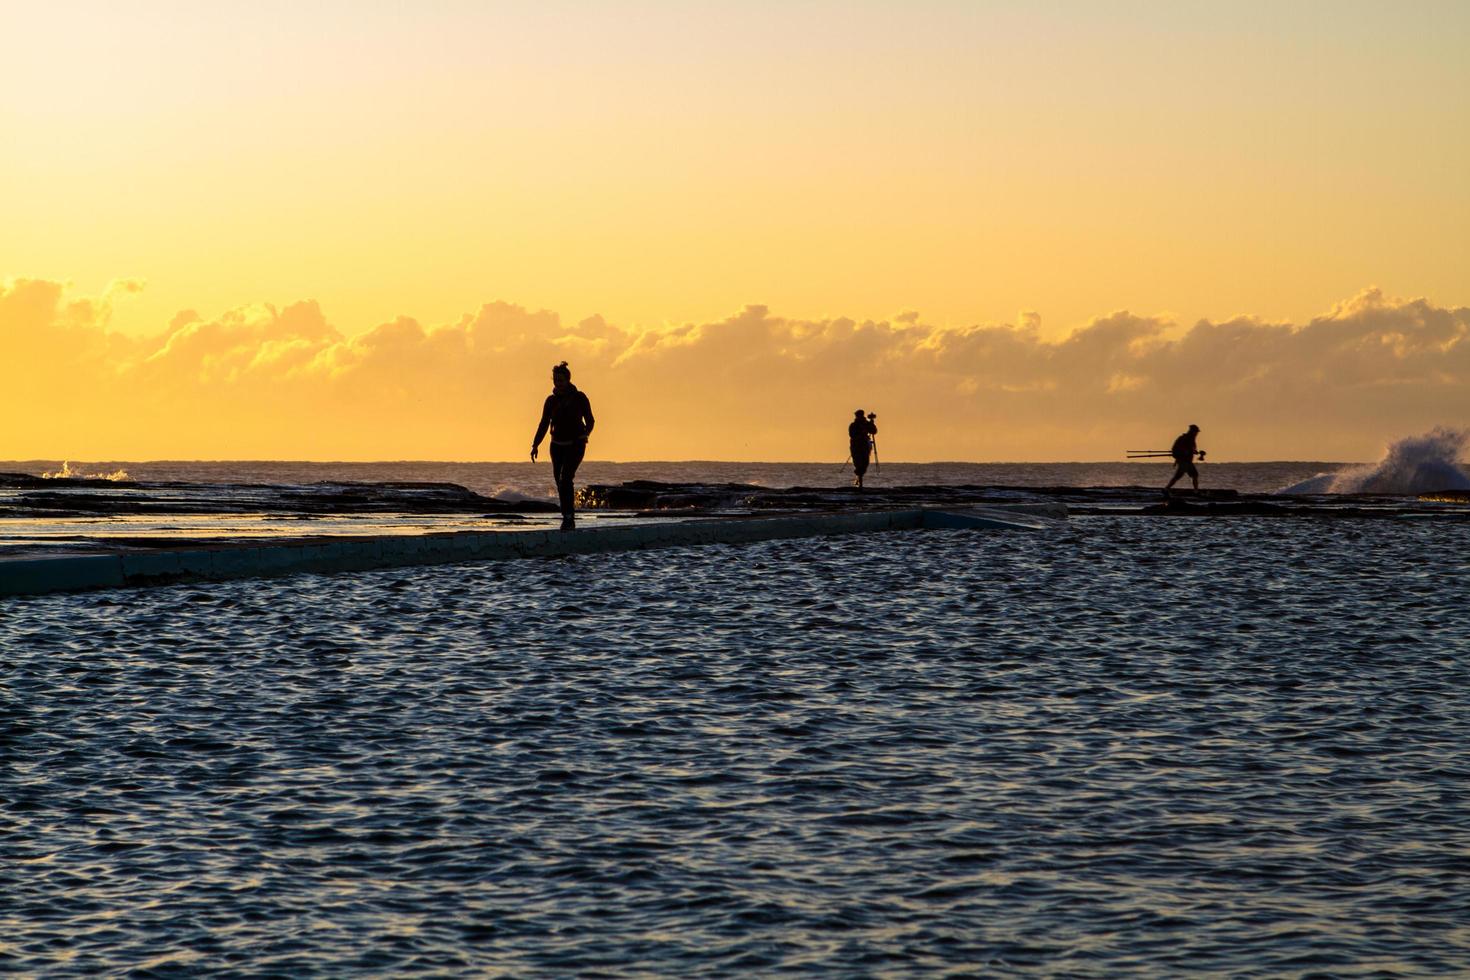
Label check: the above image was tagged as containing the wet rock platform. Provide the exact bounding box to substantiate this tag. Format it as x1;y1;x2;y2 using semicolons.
580;480;1470;518
0;473;554;518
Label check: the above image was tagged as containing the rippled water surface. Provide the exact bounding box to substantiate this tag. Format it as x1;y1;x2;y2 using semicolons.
5;518;1469;975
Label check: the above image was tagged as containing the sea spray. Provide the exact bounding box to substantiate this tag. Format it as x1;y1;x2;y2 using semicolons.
488;487;554;504
1281;427;1470;494
41;461;132;482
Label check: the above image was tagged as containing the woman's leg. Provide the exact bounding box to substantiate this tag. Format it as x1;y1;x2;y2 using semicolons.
551;446;565;500
550;442;586;522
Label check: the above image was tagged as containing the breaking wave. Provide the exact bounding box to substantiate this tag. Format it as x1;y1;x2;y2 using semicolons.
1281;427;1470;494
488;487;553;504
41;461;133;482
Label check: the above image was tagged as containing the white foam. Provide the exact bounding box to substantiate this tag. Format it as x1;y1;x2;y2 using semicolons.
488;488;553;504
1280;427;1470;494
41;461;133;482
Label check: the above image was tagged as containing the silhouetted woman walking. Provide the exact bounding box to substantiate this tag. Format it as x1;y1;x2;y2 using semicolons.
531;361;595;530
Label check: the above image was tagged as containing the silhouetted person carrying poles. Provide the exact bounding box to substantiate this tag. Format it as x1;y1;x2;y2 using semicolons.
531;361;595;530
849;409;878;488
1163;424;1205;495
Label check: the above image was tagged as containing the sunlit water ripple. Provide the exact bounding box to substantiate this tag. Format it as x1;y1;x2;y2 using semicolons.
4;517;1469;975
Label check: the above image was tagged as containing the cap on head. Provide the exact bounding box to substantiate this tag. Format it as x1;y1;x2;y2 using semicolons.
1188;424;1200;432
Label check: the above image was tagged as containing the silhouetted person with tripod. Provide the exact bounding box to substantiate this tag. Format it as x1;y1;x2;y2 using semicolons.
849;409;878;488
1164;424;1205;495
531;361;595;530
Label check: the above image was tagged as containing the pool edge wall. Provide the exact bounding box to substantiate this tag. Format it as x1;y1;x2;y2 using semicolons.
0;506;1060;597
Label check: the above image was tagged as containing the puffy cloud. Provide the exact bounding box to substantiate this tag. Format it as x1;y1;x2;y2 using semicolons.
2;278;1467;461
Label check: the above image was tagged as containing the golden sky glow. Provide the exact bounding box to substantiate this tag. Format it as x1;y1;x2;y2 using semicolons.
3;1;1468;461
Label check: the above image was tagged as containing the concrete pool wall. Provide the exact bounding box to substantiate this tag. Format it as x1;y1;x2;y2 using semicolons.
0;506;1062;597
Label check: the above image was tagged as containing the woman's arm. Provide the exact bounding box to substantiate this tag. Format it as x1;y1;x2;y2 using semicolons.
531;396;553;459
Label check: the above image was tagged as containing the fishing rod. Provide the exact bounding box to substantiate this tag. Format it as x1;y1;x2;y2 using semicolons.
1126;450;1207;459
871;435;880;475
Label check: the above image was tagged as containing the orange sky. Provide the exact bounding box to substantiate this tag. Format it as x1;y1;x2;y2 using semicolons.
3;2;1468;461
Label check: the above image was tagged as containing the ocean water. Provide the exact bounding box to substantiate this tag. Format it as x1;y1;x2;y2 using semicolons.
14;424;1469;501
5;515;1469;974
2;459;1359;501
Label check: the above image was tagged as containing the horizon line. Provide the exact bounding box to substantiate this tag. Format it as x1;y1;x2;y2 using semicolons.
0;457;1366;467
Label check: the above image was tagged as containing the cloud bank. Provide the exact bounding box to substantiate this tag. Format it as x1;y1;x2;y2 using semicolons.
3;278;1467;461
